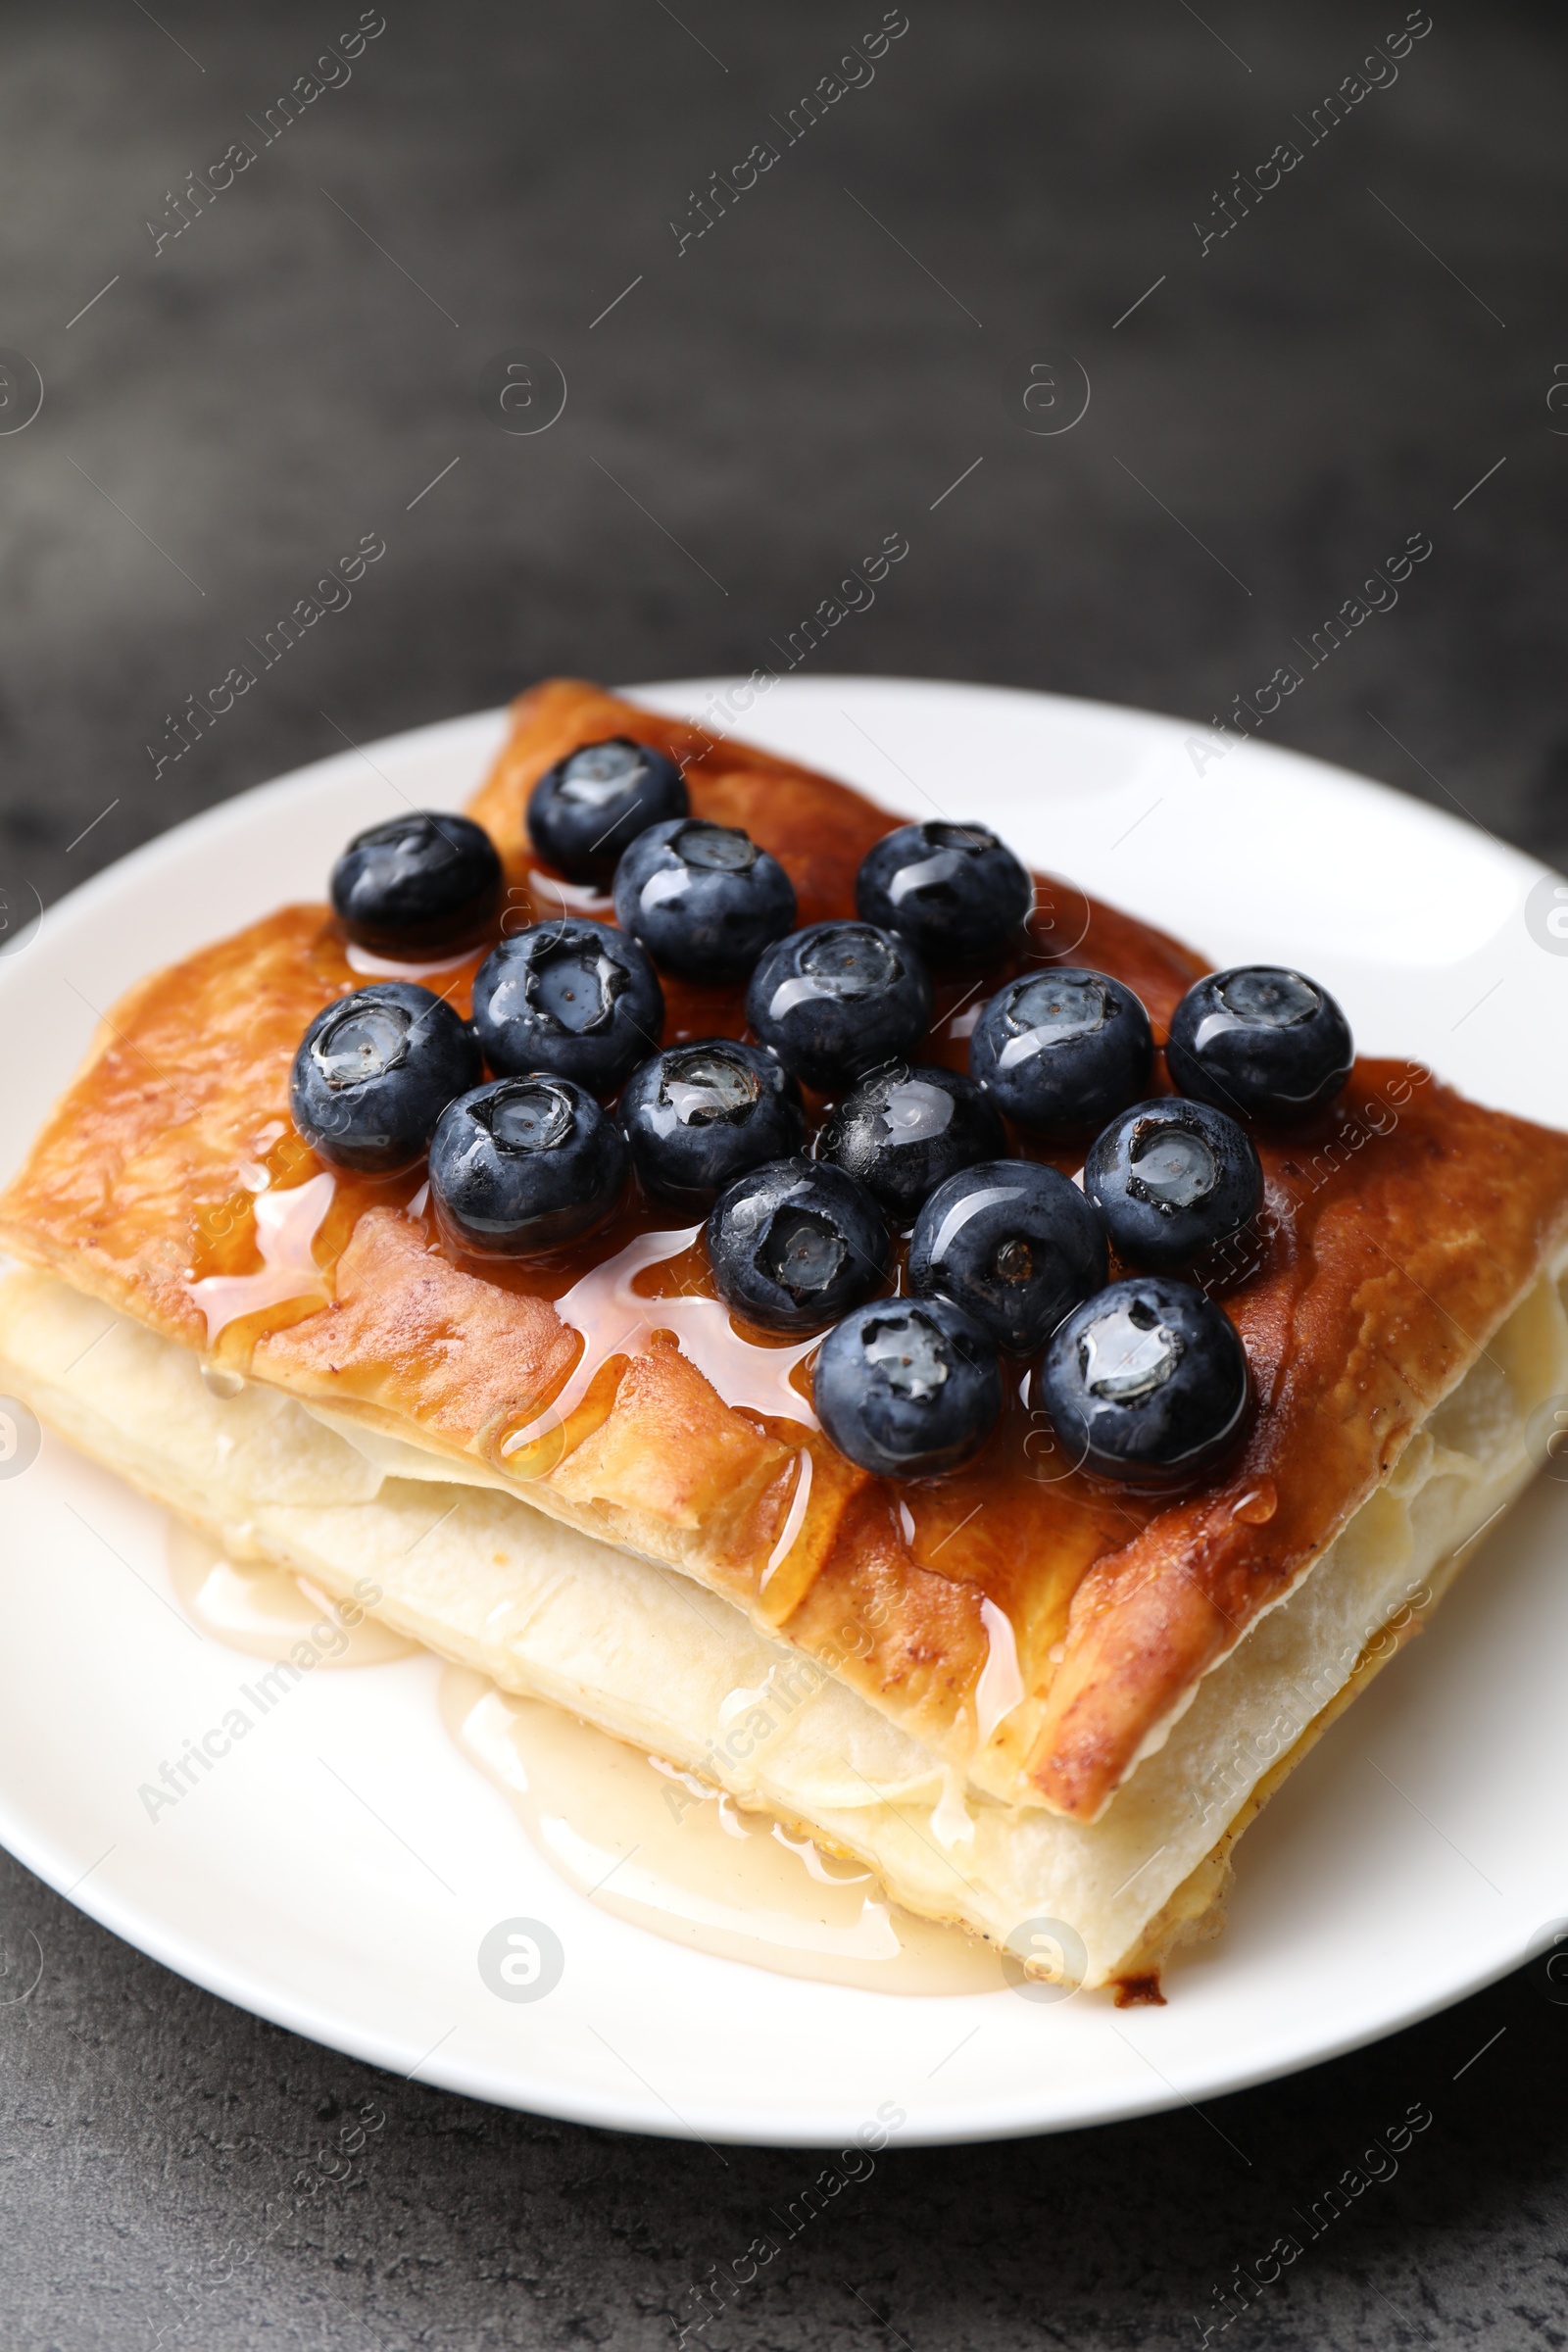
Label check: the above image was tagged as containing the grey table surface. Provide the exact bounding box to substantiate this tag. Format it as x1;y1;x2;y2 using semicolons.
2;2;1567;2345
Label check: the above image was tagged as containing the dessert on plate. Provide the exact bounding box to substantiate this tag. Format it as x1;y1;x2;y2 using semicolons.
3;676;1566;2000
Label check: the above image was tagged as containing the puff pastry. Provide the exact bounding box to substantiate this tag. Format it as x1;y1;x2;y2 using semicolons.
4;677;1566;1990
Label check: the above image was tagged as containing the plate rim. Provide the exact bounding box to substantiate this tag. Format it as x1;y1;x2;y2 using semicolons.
0;1778;1553;2149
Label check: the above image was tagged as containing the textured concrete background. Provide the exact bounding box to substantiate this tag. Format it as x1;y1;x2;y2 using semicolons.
2;0;1567;2344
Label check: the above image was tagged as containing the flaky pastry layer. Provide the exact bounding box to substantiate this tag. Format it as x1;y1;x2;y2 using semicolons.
5;679;1568;1821
4;1259;1564;1988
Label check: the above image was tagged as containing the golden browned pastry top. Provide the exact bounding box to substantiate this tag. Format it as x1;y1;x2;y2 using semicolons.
6;676;1568;1821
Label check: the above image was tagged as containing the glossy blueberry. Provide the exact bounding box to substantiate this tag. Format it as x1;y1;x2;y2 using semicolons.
814;1297;1003;1480
744;922;932;1094
527;738;688;886
1032;1276;1250;1488
855;820;1033;965
620;1039;806;1208
1085;1098;1262;1272
814;1062;1005;1227
329;811;502;958
472;919;662;1098
706;1156;889;1336
612;818;796;982
970;966;1153;1139
1165;964;1353;1123
907;1159;1109;1355
288;982;481;1175
429;1076;628;1256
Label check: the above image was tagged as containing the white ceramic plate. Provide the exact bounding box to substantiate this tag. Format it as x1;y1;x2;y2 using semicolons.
2;676;1565;2147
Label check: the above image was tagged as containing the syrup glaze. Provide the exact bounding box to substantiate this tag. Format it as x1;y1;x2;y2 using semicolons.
155;891;1178;1680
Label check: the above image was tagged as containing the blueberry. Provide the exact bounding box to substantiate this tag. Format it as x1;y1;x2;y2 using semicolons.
330;811;502;958
429;1076;628;1256
1165;965;1353;1123
907;1160;1109;1355
620;1040;806;1209
1085;1098;1263;1272
527;738;688;885
706;1157;889;1336
970;966;1153;1138
814;1297;1003;1480
472;919;663;1098
745;922;932;1093
612;818;796;982
855;821;1033;965
1032;1276;1250;1487
814;1062;1006;1227
289;982;481;1175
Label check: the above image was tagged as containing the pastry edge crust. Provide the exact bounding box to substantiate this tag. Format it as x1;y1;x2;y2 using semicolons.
1098;1221;1568;1820
1026;1199;1568;1823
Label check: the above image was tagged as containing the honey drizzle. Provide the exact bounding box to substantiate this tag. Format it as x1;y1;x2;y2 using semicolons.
520;1223;820;1446
162;857;1260;1625
186;1172;335;1344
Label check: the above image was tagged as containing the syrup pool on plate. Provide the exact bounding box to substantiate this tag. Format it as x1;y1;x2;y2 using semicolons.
440;1666;1003;1995
165;1520;417;1666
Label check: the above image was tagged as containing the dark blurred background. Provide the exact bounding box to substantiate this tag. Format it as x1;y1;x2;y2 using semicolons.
3;2;1566;2344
